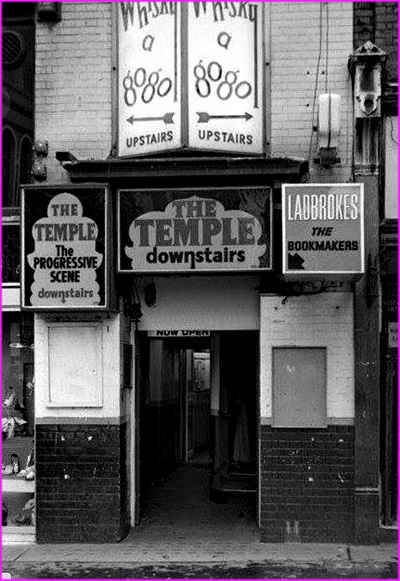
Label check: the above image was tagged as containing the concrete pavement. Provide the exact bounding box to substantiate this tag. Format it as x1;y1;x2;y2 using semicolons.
2;540;398;579
2;538;398;564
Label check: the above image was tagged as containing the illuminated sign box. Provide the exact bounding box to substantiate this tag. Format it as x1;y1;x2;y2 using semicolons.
21;185;111;310
282;184;364;275
118;187;272;273
117;2;264;157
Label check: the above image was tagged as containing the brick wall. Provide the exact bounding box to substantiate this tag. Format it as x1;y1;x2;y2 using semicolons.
354;2;375;46
354;2;398;83
260;425;354;542
35;1;113;182
35;2;355;182
260;293;354;422
259;293;356;542
36;423;129;543
269;2;353;178
375;3;398;83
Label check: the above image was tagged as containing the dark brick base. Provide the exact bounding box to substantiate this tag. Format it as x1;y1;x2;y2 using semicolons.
36;422;129;543
260;425;355;543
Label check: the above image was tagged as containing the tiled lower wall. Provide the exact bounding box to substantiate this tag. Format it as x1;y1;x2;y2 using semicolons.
260;425;355;543
35;423;129;543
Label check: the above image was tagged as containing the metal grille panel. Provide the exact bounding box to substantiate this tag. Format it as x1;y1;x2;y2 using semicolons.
3;31;24;68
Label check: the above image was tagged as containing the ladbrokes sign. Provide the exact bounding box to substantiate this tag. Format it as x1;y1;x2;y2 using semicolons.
282;184;364;274
118;187;272;273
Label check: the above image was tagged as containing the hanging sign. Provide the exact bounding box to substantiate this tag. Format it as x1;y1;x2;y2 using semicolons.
187;2;264;153
22;185;110;310
117;2;264;157
117;2;182;156
118;187;272;273
282;184;364;275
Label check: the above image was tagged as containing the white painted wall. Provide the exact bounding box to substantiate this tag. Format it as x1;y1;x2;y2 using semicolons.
137;276;260;331
260;293;354;422
35;313;121;419
35;2;113;182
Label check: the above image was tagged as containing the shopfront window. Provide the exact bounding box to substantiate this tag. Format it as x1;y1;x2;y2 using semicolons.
2;313;35;532
2;211;21;284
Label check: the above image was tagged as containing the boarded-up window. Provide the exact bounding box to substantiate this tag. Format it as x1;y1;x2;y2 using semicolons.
272;347;326;428
47;324;103;407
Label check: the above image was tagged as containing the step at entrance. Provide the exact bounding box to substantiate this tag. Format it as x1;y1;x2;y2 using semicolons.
211;463;257;503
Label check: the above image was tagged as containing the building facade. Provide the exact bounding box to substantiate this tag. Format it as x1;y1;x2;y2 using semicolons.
2;1;397;544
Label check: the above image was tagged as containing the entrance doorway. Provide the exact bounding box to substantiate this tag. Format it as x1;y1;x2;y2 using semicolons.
211;331;258;503
135;331;258;529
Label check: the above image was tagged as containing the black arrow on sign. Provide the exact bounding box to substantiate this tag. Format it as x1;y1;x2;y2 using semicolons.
288;253;305;270
196;112;253;123
127;113;175;125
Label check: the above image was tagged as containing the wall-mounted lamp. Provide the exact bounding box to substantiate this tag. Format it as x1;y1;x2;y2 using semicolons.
9;319;34;350
32;140;49;181
144;283;156;307
37;2;62;22
122;286;143;323
348;41;387;118
128;303;143;323
316;92;341;168
34;140;48;156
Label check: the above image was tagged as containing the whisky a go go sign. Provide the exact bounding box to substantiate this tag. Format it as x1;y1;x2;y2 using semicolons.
117;2;264;156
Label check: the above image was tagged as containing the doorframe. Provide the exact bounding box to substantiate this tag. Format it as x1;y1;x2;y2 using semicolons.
256;331;261;528
130;329;139;526
130;330;260;528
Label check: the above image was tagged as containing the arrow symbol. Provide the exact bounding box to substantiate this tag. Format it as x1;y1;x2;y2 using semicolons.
127;113;175;125
288;253;305;270
196;112;253;123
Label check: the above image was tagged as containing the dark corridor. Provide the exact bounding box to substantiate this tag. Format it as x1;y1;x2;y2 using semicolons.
136;331;258;526
137;451;257;540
